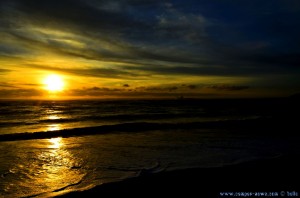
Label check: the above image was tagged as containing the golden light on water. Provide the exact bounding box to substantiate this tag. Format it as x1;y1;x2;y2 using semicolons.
46;113;62;131
47;124;61;131
34;137;85;193
48;115;60;120
49;137;63;149
4;137;85;196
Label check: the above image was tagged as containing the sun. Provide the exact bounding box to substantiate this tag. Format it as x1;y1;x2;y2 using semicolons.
43;74;64;92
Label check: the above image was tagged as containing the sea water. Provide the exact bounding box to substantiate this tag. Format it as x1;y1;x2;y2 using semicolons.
0;99;299;197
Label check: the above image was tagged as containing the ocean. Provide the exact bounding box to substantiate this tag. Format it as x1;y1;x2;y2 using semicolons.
0;98;299;197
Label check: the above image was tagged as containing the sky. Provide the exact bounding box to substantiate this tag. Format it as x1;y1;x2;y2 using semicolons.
0;0;300;99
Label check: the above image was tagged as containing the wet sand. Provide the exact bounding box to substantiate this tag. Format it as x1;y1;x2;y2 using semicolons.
57;154;300;198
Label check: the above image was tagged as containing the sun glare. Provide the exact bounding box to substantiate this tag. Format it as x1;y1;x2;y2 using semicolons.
43;74;64;92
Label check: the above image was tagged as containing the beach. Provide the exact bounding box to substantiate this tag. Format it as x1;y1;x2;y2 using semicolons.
56;154;300;197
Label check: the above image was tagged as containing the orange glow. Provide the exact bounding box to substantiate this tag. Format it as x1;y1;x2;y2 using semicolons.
43;74;64;92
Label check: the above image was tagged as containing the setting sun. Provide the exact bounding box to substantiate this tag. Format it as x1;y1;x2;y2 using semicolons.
43;74;64;92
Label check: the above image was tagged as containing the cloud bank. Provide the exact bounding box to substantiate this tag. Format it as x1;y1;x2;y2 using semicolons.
1;0;300;98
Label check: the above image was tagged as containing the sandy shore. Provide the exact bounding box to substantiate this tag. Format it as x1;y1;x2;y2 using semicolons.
56;154;299;197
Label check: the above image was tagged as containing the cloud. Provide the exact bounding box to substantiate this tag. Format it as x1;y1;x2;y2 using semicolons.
207;84;250;91
26;64;151;79
0;82;17;88
0;68;11;73
134;84;199;93
66;85;207;98
156;2;207;43
0;82;249;99
0;88;43;98
0;1;211;64
121;63;289;77
65;86;127;97
0;42;29;56
238;53;300;69
0;82;40;89
188;85;197;89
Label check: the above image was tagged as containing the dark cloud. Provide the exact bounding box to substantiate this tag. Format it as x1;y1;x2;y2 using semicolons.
156;2;207;44
141;86;178;92
168;86;178;92
0;82;38;89
0;82;17;88
26;64;149;79
136;85;182;92
86;87;122;92
207;84;250;91
12;0;142;31
181;84;197;89
0;88;43;98
123;84;130;87
188;85;197;89
66;87;126;97
122;63;294;77
0;69;11;73
0;83;248;98
0;43;29;56
238;53;300;69
66;85;212;98
23;83;40;86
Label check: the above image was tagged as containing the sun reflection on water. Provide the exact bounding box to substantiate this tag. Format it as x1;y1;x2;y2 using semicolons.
3;137;86;197
48;115;60;120
33;137;85;194
47;124;61;131
49;137;62;149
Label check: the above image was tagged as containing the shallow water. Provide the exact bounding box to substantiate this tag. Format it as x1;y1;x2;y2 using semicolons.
1;128;298;197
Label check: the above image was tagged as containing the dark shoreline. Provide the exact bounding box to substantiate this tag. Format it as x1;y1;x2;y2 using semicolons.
56;154;300;198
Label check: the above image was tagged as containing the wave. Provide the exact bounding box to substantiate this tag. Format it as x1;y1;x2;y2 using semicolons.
0;117;287;142
0;111;260;129
79;112;209;122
